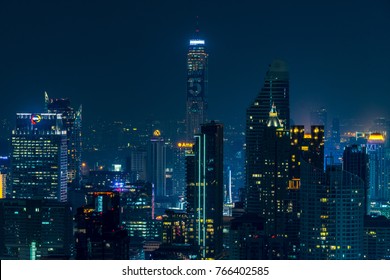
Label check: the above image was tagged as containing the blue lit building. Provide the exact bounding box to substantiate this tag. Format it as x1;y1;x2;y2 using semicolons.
186;31;208;140
11;113;67;202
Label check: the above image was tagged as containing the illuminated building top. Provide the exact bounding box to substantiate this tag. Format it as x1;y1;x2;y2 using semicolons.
266;104;283;128
190;39;205;45
368;133;385;143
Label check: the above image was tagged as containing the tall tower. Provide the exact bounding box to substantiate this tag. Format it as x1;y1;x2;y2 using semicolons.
45;92;82;187
186;121;223;259
245;60;290;214
185;26;208;140
147;130;167;198
11;113;68;202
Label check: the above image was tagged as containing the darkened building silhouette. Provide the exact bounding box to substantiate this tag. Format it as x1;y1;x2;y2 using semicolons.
229;213;266;260
186;121;223;259
343;144;369;214
245;59;290;217
75;191;129;259
300;162;364;259
0;199;72;260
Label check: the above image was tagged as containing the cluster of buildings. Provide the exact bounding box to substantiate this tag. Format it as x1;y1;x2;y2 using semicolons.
0;30;389;260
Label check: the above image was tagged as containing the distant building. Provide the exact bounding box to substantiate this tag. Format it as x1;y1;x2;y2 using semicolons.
126;148;147;182
367;133;388;208
343;144;369;214
147;130;167;199
186;30;208;139
11;113;67;202
0;199;72;260
45;92;82;187
186;121;224;259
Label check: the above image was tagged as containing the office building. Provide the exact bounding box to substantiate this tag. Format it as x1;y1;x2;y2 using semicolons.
186;121;223;259
11;113;67;202
343;144;369;214
45;92;82;186
246;60;290;214
147;130;167;198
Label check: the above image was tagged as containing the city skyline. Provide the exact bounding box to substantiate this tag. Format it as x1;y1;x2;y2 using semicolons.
0;0;389;127
1;0;390;261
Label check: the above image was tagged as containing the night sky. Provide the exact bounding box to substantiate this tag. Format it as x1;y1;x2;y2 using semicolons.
1;0;389;127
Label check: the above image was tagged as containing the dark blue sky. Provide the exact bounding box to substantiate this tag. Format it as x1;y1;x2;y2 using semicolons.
0;0;389;127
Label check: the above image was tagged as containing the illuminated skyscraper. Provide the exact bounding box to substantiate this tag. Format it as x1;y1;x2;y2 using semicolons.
185;29;208;140
45;92;82;187
11;113;67;202
245;60;290;215
186;121;223;259
367;133;388;208
147;130;167;198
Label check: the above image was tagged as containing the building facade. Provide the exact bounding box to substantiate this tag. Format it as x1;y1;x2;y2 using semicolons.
11;113;67;202
186;33;208;140
186;121;223;259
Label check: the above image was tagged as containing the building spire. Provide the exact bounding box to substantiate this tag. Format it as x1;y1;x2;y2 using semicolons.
195;16;200;38
44;91;50;112
267;103;283;128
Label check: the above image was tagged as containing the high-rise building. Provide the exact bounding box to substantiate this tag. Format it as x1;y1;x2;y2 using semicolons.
126;147;147;182
11;113;67;202
185;29;208;140
147;130;167;198
246;105;289;240
173;141;194;203
310;108;327;128
300;162;365;259
367;133;388;209
343;144;369;214
45;92;82;187
285;125;325;259
246;60;290;214
186;121;223;259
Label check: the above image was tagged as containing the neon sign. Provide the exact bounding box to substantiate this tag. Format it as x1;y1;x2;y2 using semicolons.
177;142;194;148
